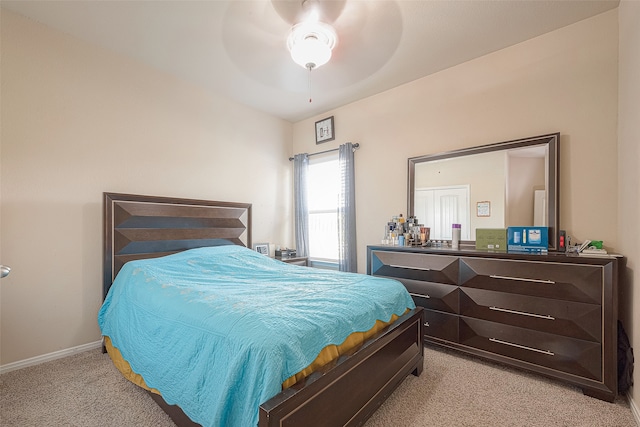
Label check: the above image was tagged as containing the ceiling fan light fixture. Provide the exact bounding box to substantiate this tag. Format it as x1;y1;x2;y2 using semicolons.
287;21;337;70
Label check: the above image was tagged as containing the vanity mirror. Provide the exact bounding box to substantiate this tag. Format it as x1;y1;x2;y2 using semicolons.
408;133;559;251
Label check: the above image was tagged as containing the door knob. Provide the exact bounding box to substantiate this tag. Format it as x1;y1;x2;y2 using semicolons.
0;265;11;278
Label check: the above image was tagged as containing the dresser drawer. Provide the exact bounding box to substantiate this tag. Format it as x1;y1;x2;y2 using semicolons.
398;279;459;314
370;250;458;285
459;257;603;304
424;310;458;343
459;317;602;381
459;288;601;342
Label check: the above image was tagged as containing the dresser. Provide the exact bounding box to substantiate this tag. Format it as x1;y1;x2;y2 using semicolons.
367;245;620;402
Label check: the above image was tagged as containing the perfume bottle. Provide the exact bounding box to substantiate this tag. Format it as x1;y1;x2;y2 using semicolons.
452;224;461;249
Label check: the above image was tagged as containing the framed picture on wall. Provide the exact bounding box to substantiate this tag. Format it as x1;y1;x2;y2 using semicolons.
476;201;491;217
253;243;269;255
315;116;335;144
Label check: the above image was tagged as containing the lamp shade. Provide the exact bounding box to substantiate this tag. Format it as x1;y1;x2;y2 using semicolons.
287;21;337;70
290;35;332;69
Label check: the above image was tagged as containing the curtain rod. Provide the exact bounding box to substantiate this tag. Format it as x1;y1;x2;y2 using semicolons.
289;143;360;161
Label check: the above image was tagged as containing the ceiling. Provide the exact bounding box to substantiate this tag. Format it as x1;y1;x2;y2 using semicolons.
1;0;619;123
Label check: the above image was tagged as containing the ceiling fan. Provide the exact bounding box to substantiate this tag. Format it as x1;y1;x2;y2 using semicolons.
279;0;342;71
221;0;403;102
286;9;337;71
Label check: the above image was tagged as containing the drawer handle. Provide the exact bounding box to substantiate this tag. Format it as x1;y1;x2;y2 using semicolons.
409;292;430;299
424;322;430;327
489;338;554;356
489;306;555;320
390;264;431;271
489;274;555;284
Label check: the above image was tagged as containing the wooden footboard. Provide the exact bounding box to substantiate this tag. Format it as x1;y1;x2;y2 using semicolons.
259;307;424;427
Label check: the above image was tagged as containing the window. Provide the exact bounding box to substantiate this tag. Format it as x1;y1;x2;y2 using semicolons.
307;154;339;262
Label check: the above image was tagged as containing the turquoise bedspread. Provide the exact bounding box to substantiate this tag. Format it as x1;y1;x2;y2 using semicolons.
98;245;414;427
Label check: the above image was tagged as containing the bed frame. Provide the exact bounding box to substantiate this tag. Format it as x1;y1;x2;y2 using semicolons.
103;192;424;427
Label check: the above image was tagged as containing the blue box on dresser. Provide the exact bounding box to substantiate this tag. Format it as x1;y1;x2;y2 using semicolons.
507;226;548;253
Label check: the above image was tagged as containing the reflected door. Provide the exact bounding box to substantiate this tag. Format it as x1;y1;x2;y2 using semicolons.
415;186;470;241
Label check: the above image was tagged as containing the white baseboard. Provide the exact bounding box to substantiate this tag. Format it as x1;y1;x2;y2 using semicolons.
0;340;102;375
629;392;640;426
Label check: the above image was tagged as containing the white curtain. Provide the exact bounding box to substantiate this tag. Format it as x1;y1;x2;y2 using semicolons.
338;143;357;272
293;153;309;257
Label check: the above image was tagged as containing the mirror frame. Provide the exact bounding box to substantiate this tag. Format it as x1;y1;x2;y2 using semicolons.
408;133;560;251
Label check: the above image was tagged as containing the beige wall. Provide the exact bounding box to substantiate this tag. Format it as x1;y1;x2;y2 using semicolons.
618;0;639;416
0;10;293;364
293;9;619;272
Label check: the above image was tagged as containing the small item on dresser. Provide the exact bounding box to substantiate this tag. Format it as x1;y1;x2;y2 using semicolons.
579;247;609;257
422;227;430;243
452;224;461;249
275;248;296;258
577;240;592;253
507;226;549;253
589;240;604;249
476;228;507;251
558;230;567;252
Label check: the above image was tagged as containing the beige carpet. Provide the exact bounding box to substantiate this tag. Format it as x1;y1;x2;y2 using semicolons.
0;346;636;427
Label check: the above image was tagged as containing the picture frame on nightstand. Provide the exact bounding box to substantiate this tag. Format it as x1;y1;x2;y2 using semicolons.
253;243;269;255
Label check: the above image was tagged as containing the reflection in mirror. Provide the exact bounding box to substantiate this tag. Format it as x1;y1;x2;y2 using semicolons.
408;133;559;250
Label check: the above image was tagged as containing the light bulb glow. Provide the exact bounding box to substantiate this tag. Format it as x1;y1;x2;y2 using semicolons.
290;35;332;69
287;21;337;70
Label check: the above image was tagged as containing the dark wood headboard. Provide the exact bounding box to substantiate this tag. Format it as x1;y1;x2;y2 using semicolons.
103;192;251;298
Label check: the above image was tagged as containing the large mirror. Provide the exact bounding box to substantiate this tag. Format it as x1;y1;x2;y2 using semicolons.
408;133;559;251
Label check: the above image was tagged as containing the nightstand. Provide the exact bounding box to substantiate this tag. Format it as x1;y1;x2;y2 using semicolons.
276;256;308;267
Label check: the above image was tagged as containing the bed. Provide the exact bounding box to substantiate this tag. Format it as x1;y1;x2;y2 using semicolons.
100;192;424;427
